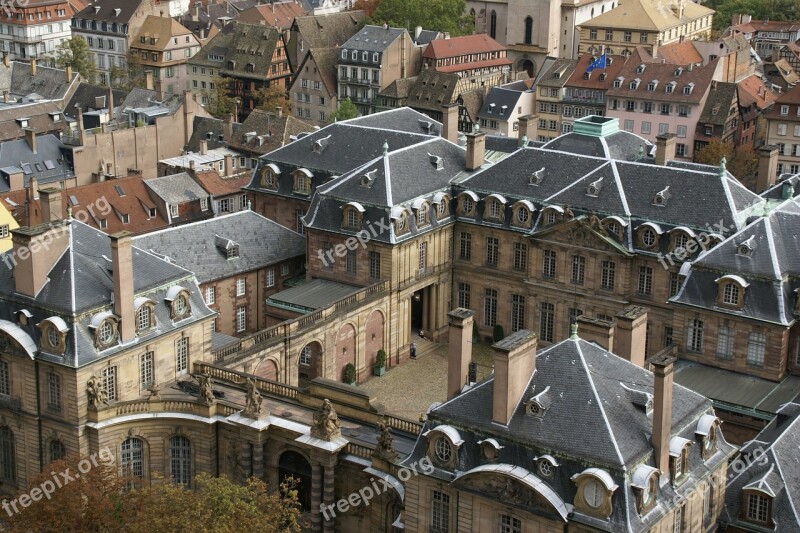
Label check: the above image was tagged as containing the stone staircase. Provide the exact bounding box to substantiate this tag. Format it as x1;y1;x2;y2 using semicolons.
412;335;442;358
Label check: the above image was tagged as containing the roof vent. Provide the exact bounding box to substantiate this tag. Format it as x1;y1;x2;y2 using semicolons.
360;169;377;187
525;386;551;418
586;177;603;196
428;153;444;170
737;235;756;256
621;383;653;414
653;186;670;206
312;134;331;153
529;167;545;186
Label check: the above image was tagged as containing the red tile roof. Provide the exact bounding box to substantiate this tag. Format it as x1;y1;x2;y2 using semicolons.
566;54;630;89
238;2;306;30
423;34;506;59
737;74;778;111
655;41;703;65
434;57;512;73
192;170;250;198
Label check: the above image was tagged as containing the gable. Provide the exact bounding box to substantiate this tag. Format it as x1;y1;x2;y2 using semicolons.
532;216;632;256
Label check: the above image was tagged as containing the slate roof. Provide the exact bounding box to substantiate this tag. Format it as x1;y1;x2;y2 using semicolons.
187;22;282;81
538;59;577;88
404;334;733;532
228;109;312;157
405;70;460;112
115;88;182;123
0;221;213;367
0;134;72;191
144;173;210;206
74;0;149;23
340;25;405;53
477;87;524;120
722;402;800;530
289;11;365;65
698;82;738;126
0;61;80;102
671;198;800;326
64;82;129;119
133;210;304;284
267;278;362;312
578;0;713;31
187;116;240;153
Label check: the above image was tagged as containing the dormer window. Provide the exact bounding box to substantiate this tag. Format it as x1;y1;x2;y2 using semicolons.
572;469;617;517
260;164;279;189
586;177;603;197
165;287;192;320
512;201;533;227
360;169;377;187
737;236;756;256
632;464;659;514
637;224;661;248
435;195;449;219
89;312;119;349
477;438;503;460
647;80;658;91
743;490;772;525
636;64;646;73
458;192;478;217
484;195;506;221
602;217;626;238
716;275;748;308
534;455;559;478
613;77;623;88
653;186;670;206
416;202;429;227
674;67;683;76
669;437;692;486
629;79;640;90
529;167;545;186
423;425;463;469
695;414;720;459
683;83;695;95
666;82;676;93
525;386;550;418
38;317;68;355
599;72;607;81
134;298;156;334
292;168;313;195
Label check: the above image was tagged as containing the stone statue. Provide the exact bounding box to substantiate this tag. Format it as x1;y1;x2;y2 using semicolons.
242;377;262;418
563;205;574;220
311;399;341;440
586;211;606;235
197;373;215;405
146;382;160;399
373;422;397;462
86;375;108;408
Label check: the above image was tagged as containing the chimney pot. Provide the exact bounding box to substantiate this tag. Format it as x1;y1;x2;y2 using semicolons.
145;70;154;91
465;127;486;171
441;103;458;143
614;305;648;367
30;58;36;76
492;330;537;425
65;64;72;82
576;315;615;351
651;354;677;477
447;308;474;399
275;106;282;118
756;144;779;192
24;128;36;154
655;133;677;165
199;139;208;155
39;187;62;222
110;231;135;343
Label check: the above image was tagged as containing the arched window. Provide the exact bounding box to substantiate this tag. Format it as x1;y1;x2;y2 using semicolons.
136;305;151;333
169;436;191;486
120;437;144;484
0;426;15;481
524;17;533;45
49;439;66;463
490;11;497;39
279;451;311;511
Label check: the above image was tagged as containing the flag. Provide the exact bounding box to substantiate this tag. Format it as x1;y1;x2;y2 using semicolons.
586;53;607;73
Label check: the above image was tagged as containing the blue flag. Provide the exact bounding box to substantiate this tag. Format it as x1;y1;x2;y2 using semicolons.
586;53;607;73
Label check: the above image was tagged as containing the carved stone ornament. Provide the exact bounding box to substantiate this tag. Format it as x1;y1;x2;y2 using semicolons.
86;375;109;408
241;377;262;418
197;373;215;405
311;399;341;441
372;421;398;462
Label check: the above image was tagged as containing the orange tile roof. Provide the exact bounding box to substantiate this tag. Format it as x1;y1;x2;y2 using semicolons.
737;74;778;110
566;54;630;88
192;170;250;198
239;2;306;30
423;34;506;59
655;41;702;65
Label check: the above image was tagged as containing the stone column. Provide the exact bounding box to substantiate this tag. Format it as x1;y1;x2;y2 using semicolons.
311;463;323;532
252;440;264;480
239;442;252;482
323;464;336;533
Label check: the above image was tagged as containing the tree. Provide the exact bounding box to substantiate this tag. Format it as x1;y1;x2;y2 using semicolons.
370;0;474;37
694;139;758;184
352;0;378;18
705;0;800;31
253;83;292;113
329;97;359;122
55;36;97;83
109;50;146;91
205;75;238;117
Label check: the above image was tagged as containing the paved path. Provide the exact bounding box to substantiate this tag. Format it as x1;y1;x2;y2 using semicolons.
359;341;495;421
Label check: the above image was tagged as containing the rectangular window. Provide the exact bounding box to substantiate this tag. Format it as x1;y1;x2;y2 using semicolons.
717;325;734;359
624;119;634;132
431;490;450;533
266;269;275;287
669;273;681;297
418;242;427;272
140;351;154;389
346;250;357;275
47;372;61;411
281;264;290;276
236;278;245;296
590;29;598;39
638;265;653;295
747;332;766;367
484;288;497;327
176;338;188;374
659;123;670;135
368;251;381;279
102;366;117;401
236;306;246;333
0;361;8;396
511;295;526;332
605;30;613;40
664;326;674;347
571;255;585;285
569;307;583;324
687;319;704;352
641;121;651;134
513;243;527;271
459;232;471;260
626;100;635;111
540;302;555;342
601;260;615;290
624;31;632;42
458;282;470;309
543;250;557;278
486;237;499;266
676;143;687;157
747;493;769;522
500;514;522;533
778;123;787;136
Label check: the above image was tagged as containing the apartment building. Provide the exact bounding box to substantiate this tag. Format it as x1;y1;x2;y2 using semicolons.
728;14;800;60
561;53;627;132
765;84;800;175
129;16;201;97
0;0;84;61
421;34;511;90
535;58;577;140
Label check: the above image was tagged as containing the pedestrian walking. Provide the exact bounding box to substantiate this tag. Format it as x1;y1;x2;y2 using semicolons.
410;342;417;359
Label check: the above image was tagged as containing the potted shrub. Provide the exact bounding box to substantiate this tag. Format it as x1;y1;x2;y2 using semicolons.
374;349;387;377
493;324;505;342
343;363;356;385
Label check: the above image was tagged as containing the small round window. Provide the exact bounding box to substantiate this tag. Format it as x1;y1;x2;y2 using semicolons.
434;437;452;463
641;228;657;247
516;207;529;223
583;478;604;508
47;327;60;348
538;461;553;477
98;321;115;345
462;198;474;213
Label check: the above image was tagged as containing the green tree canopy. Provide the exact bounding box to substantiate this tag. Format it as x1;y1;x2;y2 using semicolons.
55;36;97;83
329;97;359;122
109;50;146;91
206;75;238;118
253;83;293;113
694;139;758;186
370;0;474;37
706;0;800;31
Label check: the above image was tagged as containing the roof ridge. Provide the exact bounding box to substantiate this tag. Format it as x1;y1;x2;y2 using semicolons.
543;161;609;202
771;448;800;523
609;160;631;216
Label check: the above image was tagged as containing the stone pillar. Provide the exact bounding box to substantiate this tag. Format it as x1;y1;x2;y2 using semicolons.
251;440;264;480
311;463;323;532
239;442;252;482
323;464;335;533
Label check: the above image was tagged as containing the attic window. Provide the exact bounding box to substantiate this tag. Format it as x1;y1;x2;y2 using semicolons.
674;67;683;76
428;153;443;170
114;185;125;197
360;169;377;187
529;167;545;186
488;103;495;114
636;64;646;73
500;105;507;116
666;82;676;93
683;83;695;95
737;236;756;256
583;72;591;80
613;77;623;88
599;72;607;80
586;177;603;197
312;135;331;153
535;454;559;477
647;80;658;91
629;78;640;90
525;386;551;418
653;186;670;206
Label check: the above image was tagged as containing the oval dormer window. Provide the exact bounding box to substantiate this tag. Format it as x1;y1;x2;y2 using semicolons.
98;321;115;345
517;207;529;223
174;294;188;316
642;228;656;247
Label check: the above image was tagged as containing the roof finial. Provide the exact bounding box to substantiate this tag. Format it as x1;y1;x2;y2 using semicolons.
519;134;528;148
638;144;644;158
719;156;727;175
382;140;388;156
570;321;579;340
66;205;72;221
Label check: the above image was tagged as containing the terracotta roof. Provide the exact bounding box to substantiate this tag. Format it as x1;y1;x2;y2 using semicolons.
238;2;306;30
579;0;713;31
655;40;703;65
423;34;506;59
565;54;630;89
737;74;778;111
732;20;800;33
766;83;800;116
227;109;313;156
0;175;169;235
131;16;196;51
192;169;250;198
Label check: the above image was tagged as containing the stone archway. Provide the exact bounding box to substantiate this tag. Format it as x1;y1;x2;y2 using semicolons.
278;450;311;511
335;323;357;382
364;310;385;376
253;358;278;381
518;58;535;79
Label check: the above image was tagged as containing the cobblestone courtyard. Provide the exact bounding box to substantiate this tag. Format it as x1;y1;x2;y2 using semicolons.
358;341;495;421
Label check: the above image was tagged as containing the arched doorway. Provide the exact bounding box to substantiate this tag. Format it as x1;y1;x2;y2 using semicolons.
520;59;535;79
254;359;278;381
298;341;322;381
335;324;356;381
364;310;385;373
278;451;311;511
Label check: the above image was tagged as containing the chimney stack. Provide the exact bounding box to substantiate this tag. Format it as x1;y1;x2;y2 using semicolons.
465;126;486;171
224;153;233;176
24;128;36;154
441;103;459;143
107;85;115;116
576;315;615;351
447;308;474;400
30;58;36;76
655;133;677;165
615;306;648;367
223;113;235;140
145;70;154;91
3;90;8;104
651;353;677;478
110;231;135;343
275;106;282;118
77;107;86;145
2;54;8;68
517;114;537;145
39;187;62;223
492;330;538;426
756;144;779;192
199;139;208;155
11;223;71;298
65;64;72;82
